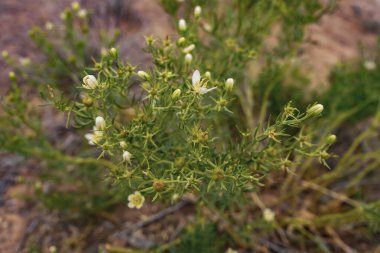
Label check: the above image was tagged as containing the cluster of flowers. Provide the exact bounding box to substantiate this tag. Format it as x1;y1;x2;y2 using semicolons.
81;66;235;209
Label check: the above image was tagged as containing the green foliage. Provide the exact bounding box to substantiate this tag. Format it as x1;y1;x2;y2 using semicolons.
0;3;121;218
321;59;380;123
1;3;118;92
170;222;227;253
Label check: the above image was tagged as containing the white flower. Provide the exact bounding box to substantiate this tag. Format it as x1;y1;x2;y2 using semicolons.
123;150;132;163
192;70;217;94
85;129;103;145
182;44;195;54
364;60;376;70
82;75;98;89
263;208;275;222
203;22;212;32
128;191;145;209
225;78;234;91
95;116;106;131
179;19;187;31
194;6;202;18
20;57;31;67
49;245;57;253
120;141;127;149
226;248;238;253
77;9;87;19
185;53;193;64
45;22;54;31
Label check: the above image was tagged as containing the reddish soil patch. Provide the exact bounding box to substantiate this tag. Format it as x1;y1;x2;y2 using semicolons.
302;0;380;89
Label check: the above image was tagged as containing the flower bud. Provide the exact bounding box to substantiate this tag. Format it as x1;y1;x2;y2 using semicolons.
225;78;234;91
123;150;132;163
177;37;186;46
185;53;193;64
60;11;69;21
95;116;106;131
307;104;324;117
1;50;9;59
109;47;117;57
120;141;127;149
326;134;336;145
172;193;180;202
145;36;154;46
178;19;187;31
137;70;150;80
8;71;16;81
182;44;195;54
172;88;181;100
194;6;202;18
174;157;185;168
204;71;211;79
71;1;80;11
82;75;98;89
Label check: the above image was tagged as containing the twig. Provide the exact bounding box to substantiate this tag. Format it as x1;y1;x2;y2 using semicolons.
325;227;357;253
301;180;361;208
124;198;194;234
17;217;41;251
258;238;307;253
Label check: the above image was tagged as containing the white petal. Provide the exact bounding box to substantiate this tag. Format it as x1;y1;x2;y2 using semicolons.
128;202;135;208
199;87;217;94
85;133;95;145
192;70;201;86
82;84;91;89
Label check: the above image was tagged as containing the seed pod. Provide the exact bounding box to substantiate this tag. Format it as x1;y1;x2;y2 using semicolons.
153;180;165;192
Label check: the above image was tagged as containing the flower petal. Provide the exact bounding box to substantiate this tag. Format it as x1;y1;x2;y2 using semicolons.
199;87;217;94
192;70;201;86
